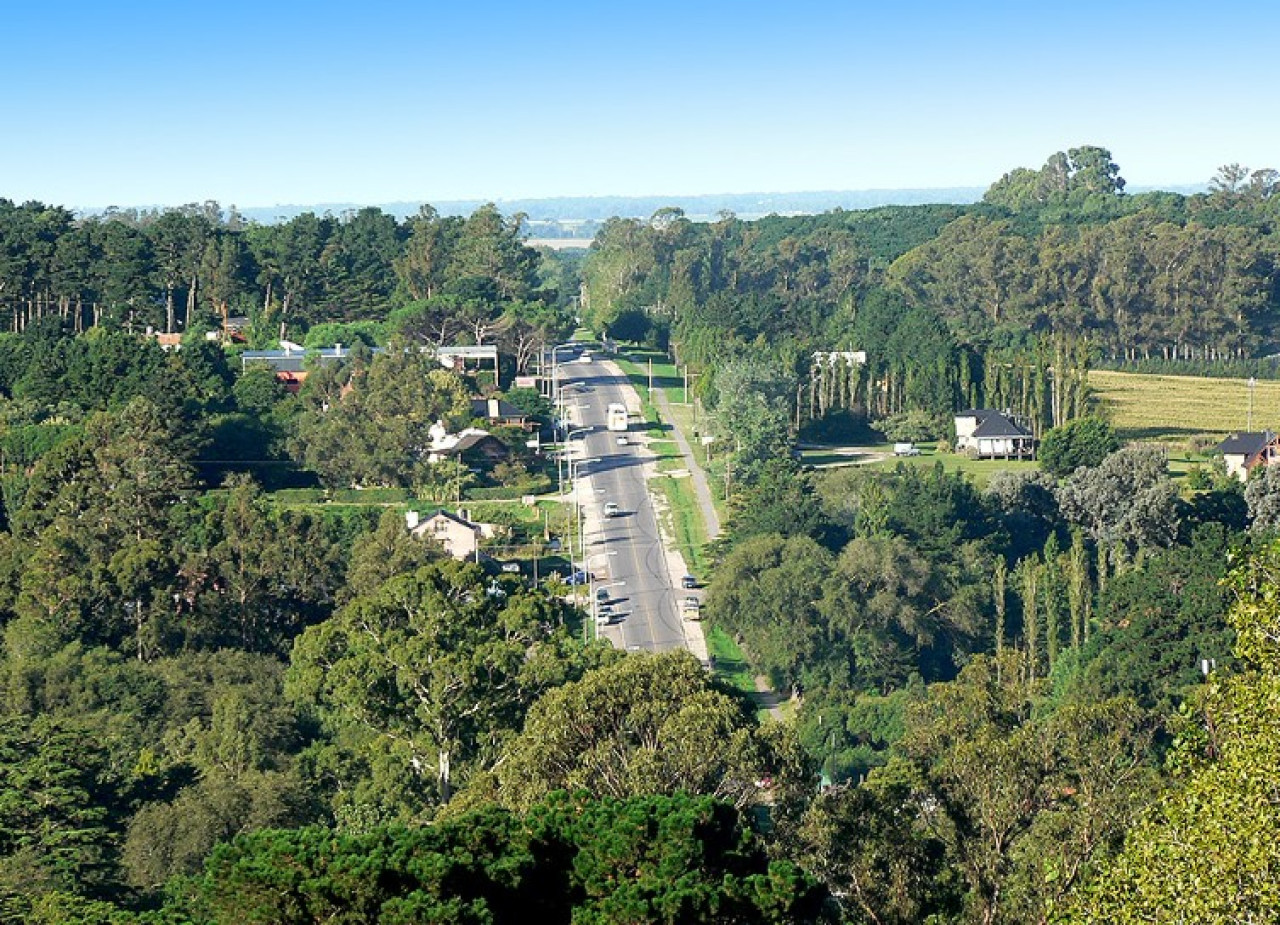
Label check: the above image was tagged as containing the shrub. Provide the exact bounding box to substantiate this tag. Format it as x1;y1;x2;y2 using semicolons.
873;409;945;443
1038;416;1120;476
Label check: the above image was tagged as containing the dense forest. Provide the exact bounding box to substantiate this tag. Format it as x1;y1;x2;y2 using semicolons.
0;199;578;376
0;147;1278;922
581;147;1280;449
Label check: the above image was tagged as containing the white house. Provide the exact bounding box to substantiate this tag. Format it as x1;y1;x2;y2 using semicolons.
954;409;1035;460
406;509;499;560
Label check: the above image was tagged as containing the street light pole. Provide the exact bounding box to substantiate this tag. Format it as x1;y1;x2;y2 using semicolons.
561;426;591;497
564;452;598;593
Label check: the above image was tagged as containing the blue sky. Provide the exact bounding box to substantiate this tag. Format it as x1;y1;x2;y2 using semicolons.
2;0;1275;209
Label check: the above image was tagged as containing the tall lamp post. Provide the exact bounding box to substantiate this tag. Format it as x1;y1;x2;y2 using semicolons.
548;341;577;411
564;454;599;596
560;426;592;501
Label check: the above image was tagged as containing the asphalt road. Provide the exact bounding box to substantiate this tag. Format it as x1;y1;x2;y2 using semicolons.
557;360;688;653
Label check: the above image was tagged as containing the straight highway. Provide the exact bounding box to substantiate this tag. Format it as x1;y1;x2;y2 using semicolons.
555;356;689;653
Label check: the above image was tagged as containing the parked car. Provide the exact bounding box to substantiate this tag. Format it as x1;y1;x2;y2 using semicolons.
681;597;702;621
596;587;610;603
681;575;697;589
499;561;521;573
565;569;589;586
616;436;628;446
603;502;620;517
893;442;921;457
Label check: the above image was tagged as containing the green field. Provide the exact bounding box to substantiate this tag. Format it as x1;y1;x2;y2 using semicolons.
1090;369;1280;443
801;444;1039;488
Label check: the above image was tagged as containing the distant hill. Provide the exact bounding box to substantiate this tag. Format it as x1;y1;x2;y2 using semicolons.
235;188;990;227
81;184;1208;234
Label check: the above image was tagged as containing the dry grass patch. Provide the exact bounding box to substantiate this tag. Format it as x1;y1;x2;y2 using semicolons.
1089;369;1280;443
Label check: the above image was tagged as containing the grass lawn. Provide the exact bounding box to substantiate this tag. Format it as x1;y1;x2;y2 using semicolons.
704;625;763;706
653;477;708;575
614;348;687;404
614;350;729;525
1090;369;1280;444
885;452;1040;487
803;443;1040;488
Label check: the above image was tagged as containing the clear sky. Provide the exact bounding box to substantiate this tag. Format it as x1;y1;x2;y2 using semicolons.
2;0;1275;210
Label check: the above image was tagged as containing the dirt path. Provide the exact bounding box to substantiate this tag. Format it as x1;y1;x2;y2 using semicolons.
750;678;785;718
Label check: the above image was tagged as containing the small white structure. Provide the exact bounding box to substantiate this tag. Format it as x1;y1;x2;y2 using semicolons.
954;409;1035;460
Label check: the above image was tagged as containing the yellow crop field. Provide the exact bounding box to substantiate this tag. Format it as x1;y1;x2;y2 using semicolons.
1089;369;1280;442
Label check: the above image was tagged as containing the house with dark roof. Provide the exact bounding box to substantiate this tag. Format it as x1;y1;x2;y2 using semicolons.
1217;431;1280;482
470;398;532;430
954;409;1035;460
426;425;512;467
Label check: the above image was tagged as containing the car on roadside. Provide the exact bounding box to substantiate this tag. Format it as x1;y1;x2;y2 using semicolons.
681;575;697;589
565;569;589;586
680;597;702;621
893;442;921;457
596;587;610;603
616;436;628;446
603;501;620;517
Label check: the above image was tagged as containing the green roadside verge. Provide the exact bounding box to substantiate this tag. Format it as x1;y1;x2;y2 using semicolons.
611;349;758;703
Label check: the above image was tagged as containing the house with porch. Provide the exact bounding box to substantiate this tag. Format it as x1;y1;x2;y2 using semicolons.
954;409;1036;460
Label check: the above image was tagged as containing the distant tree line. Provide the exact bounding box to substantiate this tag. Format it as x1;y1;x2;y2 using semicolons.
581;148;1280;485
0;200;577;375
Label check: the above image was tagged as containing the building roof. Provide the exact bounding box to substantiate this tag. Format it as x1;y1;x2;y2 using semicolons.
438;345;499;360
422;509;481;531
241;346;353;373
972;412;1032;439
434;432;510;456
470;398;526;419
242;344;500;374
1218;431;1275;456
